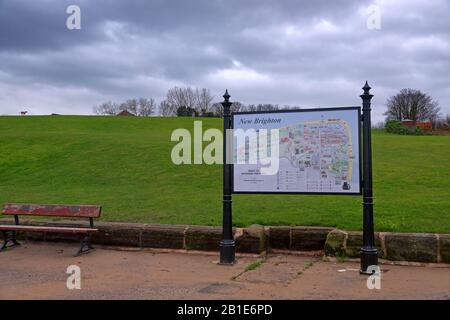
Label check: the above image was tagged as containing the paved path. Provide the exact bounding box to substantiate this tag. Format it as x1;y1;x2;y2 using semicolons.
0;242;449;299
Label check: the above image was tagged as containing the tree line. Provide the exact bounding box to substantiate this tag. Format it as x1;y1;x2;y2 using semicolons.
93;86;449;130
93;86;301;117
93;98;156;116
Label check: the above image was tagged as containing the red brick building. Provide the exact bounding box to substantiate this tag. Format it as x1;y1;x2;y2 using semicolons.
400;120;432;131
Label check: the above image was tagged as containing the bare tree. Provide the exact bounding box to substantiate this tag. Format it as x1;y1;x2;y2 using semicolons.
212;101;245;117
246;104;257;112
384;89;440;122
93;101;119;115
373;121;385;129
159;100;176;116
195;88;214;114
231;101;245;113
138;97;155;116
166;87;196;112
211;102;223;117
119;98;138;115
256;104;279;111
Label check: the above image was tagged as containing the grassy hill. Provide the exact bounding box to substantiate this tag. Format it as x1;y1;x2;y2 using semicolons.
0;116;449;233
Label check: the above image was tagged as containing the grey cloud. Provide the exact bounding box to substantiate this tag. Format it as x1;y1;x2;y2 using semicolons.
0;0;449;120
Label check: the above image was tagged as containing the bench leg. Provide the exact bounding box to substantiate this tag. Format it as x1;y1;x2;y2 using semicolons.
1;230;21;251
74;234;94;257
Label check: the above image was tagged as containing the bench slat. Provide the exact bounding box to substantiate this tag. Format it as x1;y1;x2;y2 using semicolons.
2;204;101;218
0;225;98;233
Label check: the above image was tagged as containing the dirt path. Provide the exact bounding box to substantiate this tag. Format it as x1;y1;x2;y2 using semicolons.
0;242;449;300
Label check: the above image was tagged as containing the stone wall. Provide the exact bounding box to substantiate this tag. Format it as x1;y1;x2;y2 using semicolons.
1;219;448;263
324;229;449;263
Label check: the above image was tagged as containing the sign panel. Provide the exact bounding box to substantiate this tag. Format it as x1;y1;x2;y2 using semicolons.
232;107;361;194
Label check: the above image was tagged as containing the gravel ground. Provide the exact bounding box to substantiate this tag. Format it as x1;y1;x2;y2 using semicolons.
0;241;449;300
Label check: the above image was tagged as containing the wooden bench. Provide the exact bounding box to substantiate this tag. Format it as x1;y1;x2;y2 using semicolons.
0;203;101;256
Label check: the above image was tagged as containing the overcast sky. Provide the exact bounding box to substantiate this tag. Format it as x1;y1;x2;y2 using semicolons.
0;0;449;122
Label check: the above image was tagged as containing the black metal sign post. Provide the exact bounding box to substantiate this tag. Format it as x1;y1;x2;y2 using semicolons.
219;84;378;270
219;90;236;264
360;81;379;274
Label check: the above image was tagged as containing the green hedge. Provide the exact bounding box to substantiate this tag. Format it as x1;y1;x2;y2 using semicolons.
385;120;422;135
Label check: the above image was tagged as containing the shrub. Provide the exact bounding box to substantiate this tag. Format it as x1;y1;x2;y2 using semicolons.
385;120;409;135
385;120;424;135
200;111;217;118
176;106;198;117
414;126;423;135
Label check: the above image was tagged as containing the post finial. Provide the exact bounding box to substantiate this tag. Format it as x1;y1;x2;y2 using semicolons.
362;81;371;95
223;89;230;102
361;81;373;102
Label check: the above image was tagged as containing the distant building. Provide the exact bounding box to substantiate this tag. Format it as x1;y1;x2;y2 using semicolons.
117;110;135;116
400;120;432;132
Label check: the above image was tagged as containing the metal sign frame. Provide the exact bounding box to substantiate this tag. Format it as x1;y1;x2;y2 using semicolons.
219;82;378;274
231;106;363;196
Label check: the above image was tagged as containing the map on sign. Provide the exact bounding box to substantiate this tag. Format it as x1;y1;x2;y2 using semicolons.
232;107;361;194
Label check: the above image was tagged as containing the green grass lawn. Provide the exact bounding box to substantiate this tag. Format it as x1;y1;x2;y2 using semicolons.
0;116;449;233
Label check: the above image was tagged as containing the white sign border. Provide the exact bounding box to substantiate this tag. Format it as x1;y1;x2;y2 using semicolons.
231;106;363;195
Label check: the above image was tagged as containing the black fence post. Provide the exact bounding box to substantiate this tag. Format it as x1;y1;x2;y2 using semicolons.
219;89;236;264
360;81;379;274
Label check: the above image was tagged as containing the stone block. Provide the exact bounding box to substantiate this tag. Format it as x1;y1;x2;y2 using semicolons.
385;233;437;263
141;224;186;249
268;226;290;250
324;229;347;257
185;226;222;251
291;226;331;251
235;224;266;253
